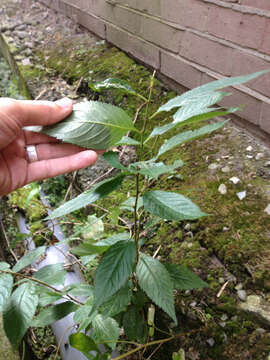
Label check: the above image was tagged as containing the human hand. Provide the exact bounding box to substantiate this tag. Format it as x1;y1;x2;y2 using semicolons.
0;97;99;196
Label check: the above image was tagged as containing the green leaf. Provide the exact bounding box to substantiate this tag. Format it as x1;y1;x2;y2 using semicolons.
0;262;10;270
35;287;63;307
31;301;78;327
71;242;109;257
0;272;13;312
33;264;66;286
115;136;140;146
82;215;104;241
102;151;128;170
100;283;132;317
136;254;176;322
90;78;136;95
143;190;206;221
158;70;268;113
48;174;126;219
72;233;130;257
164;263;209;290
66;283;93;298
94;241;136;307
69;332;98;353
157;121;226;158
13;246;46;273
81;254;97;265
3;282;38;348
123;306;147;343
131;160;183;180
120;197;143;212
41;101;136;150
92;314;120;350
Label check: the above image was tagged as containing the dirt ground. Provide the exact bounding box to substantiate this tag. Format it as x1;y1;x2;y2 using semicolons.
1;0;270;359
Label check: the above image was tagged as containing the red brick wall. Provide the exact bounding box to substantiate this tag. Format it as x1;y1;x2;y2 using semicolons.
39;0;270;135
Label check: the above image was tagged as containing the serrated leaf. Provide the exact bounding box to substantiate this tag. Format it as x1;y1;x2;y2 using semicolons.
158;70;268;113
102;151;128;170
123;306;147;343
34;263;66;286
131;160;183;180
35;287;63;307
32;301;78;327
3;282;38;348
90;78;137;95
13;246;46;273
92;314;120;350
69;332;98;353
136;254;176;322
0;272;13;312
41;101;136;150
100;283;132;317
164;263;209;290
157;121;226;158
94;241;136;307
94;233;130;247
67;283;93;298
143;190;206;221
120;197;143;212
116;136;140;146
48;174;126;219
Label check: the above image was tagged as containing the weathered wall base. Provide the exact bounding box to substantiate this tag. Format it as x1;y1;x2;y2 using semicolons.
39;0;270;137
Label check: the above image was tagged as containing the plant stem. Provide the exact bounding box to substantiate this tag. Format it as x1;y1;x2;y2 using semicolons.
134;173;140;265
113;336;174;360
141;70;156;149
0;269;84;306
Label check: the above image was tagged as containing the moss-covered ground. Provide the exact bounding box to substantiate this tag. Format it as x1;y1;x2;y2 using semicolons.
2;2;270;358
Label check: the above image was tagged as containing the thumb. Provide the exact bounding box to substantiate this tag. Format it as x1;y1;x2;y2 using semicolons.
12;97;73;127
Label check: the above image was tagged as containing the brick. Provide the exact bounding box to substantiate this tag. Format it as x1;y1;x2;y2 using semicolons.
161;0;209;32
141;17;183;52
114;6;142;34
106;24;160;69
201;73;263;125
180;32;233;75
89;0;115;21
208;5;266;50
134;0;161;17
73;8;106;38
260;102;270;133
161;52;202;89
240;0;270;11
260;20;270;55
207;6;242;42
231;50;270;97
236;13;266;50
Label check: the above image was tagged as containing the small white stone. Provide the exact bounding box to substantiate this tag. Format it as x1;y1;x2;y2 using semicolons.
223;226;230;231
218;184;227;195
264;161;270;167
221;166;230;173
208;163;219;170
206;338;215;347
264;204;270;215
255;153;264;160
184;223;191;231
246;155;253;159
246;146;253;152
237;290;247;301
230;176;241;185
237;191;246;200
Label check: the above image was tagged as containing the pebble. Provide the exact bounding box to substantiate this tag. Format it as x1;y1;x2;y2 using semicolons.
221;166;230;173
264;161;270;167
235;283;243;290
16;30;29;39
264;204;270;215
218;184;227;195
246;155;253;159
223;226;230;231
206;338;215;347
184;223;191;231
230;176;240;184
255;153;264;160
246;146;253;152
208;163;219;170
221;314;228;321
237;191;246;200
237;289;247;301
255;328;266;334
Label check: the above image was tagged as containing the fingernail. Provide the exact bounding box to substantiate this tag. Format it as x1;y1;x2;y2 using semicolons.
55;97;73;110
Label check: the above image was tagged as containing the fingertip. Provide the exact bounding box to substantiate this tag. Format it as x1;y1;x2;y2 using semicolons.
55;97;73;113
